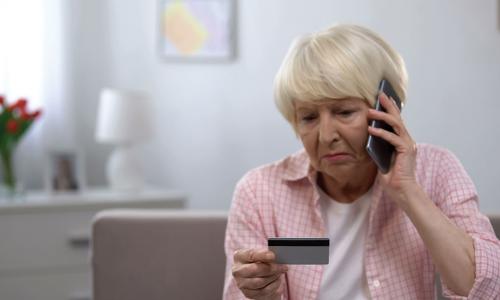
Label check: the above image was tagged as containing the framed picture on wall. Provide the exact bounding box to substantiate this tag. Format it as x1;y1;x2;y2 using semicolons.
158;0;236;61
44;150;86;193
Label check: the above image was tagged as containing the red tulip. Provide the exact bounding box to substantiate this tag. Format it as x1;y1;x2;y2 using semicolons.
6;119;18;134
30;110;42;119
0;95;4;106
19;109;42;120
20;110;30;120
8;98;27;111
16;98;27;108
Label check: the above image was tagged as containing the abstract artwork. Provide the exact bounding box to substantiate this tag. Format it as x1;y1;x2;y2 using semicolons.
159;0;236;61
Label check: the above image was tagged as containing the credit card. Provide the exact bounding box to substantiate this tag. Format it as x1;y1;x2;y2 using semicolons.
268;238;329;265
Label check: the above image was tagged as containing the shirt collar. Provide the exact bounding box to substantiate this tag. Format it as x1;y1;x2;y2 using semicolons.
282;149;314;182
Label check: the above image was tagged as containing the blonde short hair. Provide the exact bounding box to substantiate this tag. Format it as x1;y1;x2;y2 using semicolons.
274;24;408;127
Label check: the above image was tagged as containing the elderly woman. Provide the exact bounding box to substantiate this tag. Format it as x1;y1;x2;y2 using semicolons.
223;24;500;299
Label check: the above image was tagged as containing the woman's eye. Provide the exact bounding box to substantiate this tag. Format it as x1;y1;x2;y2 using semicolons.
338;110;355;116
301;114;317;122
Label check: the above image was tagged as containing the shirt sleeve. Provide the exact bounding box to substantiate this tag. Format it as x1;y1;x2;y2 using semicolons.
222;171;288;300
432;149;500;299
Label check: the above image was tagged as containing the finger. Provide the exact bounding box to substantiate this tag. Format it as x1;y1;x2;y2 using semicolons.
234;249;275;264
261;275;284;299
237;272;282;290
379;92;401;115
367;108;407;137
233;262;288;278
368;126;406;149
241;275;282;299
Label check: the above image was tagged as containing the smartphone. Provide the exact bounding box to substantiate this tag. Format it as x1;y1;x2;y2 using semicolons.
268;237;329;265
366;79;402;174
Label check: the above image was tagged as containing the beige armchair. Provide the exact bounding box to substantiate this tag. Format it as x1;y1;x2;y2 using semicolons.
91;210;227;300
491;214;500;239
91;210;500;300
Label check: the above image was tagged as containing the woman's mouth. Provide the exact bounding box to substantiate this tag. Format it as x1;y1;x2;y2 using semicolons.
322;152;352;163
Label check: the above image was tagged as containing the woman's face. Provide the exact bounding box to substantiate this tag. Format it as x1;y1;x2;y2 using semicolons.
295;97;375;180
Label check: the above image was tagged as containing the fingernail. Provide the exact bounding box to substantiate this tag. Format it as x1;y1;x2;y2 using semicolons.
266;252;274;260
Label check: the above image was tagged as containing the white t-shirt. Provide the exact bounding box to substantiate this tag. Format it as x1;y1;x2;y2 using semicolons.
316;186;372;300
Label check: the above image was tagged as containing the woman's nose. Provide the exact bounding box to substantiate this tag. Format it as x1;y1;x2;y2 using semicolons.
318;115;340;144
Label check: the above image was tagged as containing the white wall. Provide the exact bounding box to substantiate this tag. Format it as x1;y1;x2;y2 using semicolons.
28;0;500;211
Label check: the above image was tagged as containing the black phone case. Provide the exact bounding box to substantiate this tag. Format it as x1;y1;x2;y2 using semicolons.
366;79;402;173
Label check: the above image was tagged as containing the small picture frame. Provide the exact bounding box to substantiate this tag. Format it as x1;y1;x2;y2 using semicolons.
45;150;86;193
158;0;237;61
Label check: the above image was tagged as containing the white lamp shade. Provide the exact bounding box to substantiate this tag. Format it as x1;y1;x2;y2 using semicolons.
95;88;154;144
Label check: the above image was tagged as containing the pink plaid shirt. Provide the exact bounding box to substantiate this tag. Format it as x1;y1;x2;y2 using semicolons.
223;144;500;299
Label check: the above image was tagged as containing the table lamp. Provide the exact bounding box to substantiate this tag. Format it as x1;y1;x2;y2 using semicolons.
95;88;154;191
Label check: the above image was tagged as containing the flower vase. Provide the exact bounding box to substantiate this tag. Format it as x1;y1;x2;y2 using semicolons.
0;148;18;199
0;95;43;200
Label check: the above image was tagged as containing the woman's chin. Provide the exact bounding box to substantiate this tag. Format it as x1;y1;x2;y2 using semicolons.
321;164;357;178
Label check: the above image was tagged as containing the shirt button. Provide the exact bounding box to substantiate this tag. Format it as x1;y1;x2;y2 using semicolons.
373;280;381;288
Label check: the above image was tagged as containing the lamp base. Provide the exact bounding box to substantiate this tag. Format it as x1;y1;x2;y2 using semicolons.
106;145;144;191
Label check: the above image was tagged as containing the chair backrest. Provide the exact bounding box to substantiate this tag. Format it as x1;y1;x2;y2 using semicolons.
91;209;228;300
489;214;500;239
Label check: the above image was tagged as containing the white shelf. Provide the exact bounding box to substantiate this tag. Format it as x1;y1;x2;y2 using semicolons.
0;187;187;300
0;187;187;214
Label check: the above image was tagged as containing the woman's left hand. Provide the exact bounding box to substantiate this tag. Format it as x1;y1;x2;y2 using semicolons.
367;92;418;205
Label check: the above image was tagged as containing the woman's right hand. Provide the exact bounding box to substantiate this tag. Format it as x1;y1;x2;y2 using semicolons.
232;248;288;300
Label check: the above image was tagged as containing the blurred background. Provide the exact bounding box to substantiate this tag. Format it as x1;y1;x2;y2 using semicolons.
2;0;500;211
1;1;499;299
